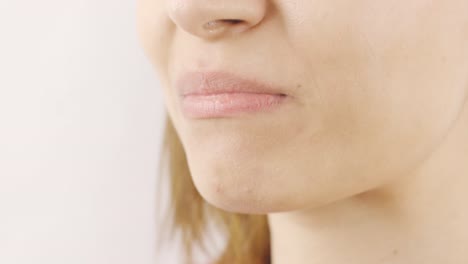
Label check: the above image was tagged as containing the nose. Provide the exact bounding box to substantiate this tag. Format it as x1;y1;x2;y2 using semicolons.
167;0;267;40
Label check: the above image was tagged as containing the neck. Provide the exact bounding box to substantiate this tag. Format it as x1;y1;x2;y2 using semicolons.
268;107;468;264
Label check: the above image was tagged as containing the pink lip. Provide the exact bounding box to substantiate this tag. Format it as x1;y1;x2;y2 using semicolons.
176;71;289;119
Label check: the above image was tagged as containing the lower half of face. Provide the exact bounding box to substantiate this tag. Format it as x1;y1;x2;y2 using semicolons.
138;0;468;214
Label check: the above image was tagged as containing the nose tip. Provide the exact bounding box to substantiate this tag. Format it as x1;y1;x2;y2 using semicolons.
167;0;267;40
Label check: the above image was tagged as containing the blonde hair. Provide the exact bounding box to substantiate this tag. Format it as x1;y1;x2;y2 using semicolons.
158;116;270;263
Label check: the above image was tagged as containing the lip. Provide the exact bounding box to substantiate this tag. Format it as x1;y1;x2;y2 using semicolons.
177;71;288;96
176;71;289;118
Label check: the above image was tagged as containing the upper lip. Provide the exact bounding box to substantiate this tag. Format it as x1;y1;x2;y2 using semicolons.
176;71;287;97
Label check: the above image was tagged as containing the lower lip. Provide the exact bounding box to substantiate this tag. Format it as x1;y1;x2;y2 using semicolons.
181;93;288;119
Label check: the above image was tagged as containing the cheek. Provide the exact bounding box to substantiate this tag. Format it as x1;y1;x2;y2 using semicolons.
136;0;172;74
274;0;468;200
284;0;468;142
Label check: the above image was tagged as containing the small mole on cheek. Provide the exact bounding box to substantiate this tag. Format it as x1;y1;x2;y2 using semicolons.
215;182;223;194
392;249;398;255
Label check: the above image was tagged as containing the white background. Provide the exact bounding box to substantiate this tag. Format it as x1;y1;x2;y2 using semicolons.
0;1;182;263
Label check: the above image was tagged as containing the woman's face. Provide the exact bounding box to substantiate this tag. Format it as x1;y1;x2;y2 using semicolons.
137;0;468;213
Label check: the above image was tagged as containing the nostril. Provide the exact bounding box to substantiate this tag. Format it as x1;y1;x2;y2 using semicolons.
203;19;246;33
221;19;243;25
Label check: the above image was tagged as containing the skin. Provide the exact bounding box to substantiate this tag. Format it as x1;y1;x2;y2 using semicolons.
137;0;468;263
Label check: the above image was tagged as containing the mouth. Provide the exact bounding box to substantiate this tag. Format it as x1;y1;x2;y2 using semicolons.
176;71;290;119
182;92;288;119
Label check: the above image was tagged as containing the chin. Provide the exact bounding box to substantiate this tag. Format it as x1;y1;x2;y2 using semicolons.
191;176;256;214
185;149;360;214
188;169;274;214
190;169;310;215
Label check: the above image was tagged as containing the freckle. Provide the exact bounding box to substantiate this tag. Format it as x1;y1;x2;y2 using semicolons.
393;249;398;255
215;182;222;194
296;84;302;88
